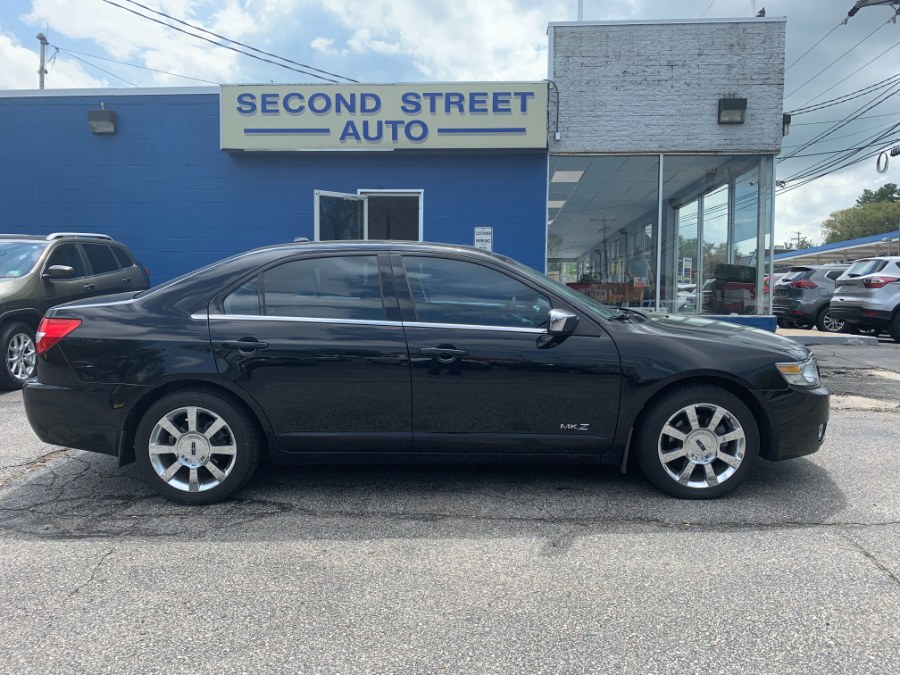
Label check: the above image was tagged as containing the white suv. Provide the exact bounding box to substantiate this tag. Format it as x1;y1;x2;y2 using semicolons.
830;256;900;342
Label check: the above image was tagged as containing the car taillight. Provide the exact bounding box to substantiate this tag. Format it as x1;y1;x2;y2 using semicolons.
862;277;900;289
35;318;82;354
790;279;817;289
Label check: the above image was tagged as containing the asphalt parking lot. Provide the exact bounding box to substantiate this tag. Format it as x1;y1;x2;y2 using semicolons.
1;343;898;673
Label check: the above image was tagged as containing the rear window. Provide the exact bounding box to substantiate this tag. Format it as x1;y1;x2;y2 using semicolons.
844;259;887;278
0;242;46;278
780;268;814;282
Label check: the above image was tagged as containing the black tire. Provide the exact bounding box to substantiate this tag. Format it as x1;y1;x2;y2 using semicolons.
135;389;261;504
889;311;900;343
1;321;37;391
634;385;760;499
815;305;844;333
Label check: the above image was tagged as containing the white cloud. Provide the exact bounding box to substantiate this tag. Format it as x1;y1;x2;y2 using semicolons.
0;31;106;88
319;0;569;81
310;36;339;55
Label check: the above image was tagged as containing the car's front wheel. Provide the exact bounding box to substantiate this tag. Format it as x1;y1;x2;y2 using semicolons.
135;390;261;504
635;386;759;499
1;321;37;391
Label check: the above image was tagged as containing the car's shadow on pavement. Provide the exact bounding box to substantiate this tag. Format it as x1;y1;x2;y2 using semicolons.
0;449;846;542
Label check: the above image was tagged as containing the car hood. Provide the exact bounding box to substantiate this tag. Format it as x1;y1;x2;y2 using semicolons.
628;312;811;360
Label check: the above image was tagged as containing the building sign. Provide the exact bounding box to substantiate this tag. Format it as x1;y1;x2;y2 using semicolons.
474;226;493;251
220;83;548;151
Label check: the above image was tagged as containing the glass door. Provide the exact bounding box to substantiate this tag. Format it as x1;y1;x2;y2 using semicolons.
315;191;365;241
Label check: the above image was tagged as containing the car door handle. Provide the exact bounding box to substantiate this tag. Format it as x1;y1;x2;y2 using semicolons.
122;277;132;283
220;340;269;352
419;347;468;357
83;283;96;291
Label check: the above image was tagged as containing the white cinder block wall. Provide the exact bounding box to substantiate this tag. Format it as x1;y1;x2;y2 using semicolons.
548;18;786;154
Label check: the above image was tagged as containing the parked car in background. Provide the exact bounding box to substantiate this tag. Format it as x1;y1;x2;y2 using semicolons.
772;264;849;332
831;256;900;342
0;232;150;389
23;241;828;504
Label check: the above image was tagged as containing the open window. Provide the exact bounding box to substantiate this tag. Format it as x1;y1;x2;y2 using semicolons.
314;190;422;241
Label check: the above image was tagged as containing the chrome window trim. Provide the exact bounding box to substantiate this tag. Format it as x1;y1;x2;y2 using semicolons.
199;313;547;334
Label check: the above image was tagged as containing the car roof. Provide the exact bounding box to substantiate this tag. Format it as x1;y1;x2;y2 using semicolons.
245;239;513;264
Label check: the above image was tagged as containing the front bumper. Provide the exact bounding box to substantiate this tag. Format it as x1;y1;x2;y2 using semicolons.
22;381;124;457
761;385;829;461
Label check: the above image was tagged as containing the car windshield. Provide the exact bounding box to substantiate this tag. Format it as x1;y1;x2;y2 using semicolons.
0;242;46;278
844;259;887;278
496;254;622;320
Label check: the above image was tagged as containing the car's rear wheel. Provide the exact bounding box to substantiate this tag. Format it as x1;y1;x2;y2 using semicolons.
1;322;37;390
135;390;261;504
889;311;900;343
816;306;844;333
635;386;759;499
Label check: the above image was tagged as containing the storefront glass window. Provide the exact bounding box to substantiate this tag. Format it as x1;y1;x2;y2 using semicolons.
548;154;773;315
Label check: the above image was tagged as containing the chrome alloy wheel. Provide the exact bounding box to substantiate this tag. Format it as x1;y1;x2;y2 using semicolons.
6;331;36;382
148;406;238;493
822;312;845;333
657;402;746;489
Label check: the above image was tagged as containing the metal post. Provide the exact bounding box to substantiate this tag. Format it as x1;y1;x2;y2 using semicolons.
577;0;584;21
37;33;48;89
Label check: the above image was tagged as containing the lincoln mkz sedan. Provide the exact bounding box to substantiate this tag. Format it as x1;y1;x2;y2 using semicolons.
23;242;829;504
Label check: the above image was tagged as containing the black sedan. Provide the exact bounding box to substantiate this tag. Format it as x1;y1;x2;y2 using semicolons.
23;242;829;504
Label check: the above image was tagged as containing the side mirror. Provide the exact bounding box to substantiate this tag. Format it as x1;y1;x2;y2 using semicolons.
547;308;578;336
43;265;75;279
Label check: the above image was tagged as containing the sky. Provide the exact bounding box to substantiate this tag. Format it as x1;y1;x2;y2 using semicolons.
1;0;899;248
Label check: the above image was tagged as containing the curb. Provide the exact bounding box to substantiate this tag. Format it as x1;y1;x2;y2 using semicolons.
776;333;880;346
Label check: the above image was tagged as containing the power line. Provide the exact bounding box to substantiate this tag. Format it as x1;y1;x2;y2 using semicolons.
51;46;139;86
699;1;716;19
783;18;889;100
52;44;220;85
781;118;900;149
788;72;900;115
791;111;900;126
785;21;843;73
787;38;900;113
778;79;900;162
100;0;353;83
779;136;900;158
118;0;357;83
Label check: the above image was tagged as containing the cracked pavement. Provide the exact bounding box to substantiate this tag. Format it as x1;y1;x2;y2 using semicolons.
0;343;898;673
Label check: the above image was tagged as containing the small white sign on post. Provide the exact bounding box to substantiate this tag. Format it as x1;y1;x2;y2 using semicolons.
474;226;493;251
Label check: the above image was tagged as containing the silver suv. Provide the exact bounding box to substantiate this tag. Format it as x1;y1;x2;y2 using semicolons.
1;232;150;389
772;264;849;332
830;256;900;342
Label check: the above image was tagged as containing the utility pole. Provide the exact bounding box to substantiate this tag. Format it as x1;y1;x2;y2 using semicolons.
794;230;803;249
37;33;48;89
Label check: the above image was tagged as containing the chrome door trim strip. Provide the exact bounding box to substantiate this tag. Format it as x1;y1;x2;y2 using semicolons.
196;313;547;334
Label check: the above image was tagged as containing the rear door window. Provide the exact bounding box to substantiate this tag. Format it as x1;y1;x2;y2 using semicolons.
82;244;119;275
224;255;384;321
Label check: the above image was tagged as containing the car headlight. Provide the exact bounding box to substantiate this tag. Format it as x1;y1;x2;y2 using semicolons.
776;357;821;388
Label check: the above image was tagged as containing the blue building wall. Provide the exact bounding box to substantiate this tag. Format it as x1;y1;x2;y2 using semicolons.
0;91;547;282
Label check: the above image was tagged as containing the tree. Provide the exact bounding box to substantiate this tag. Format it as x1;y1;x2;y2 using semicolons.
855;183;900;207
822;200;900;244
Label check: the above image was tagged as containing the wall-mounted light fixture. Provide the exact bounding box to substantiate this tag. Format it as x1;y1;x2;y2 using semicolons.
782;113;792;137
717;97;747;124
87;109;117;135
